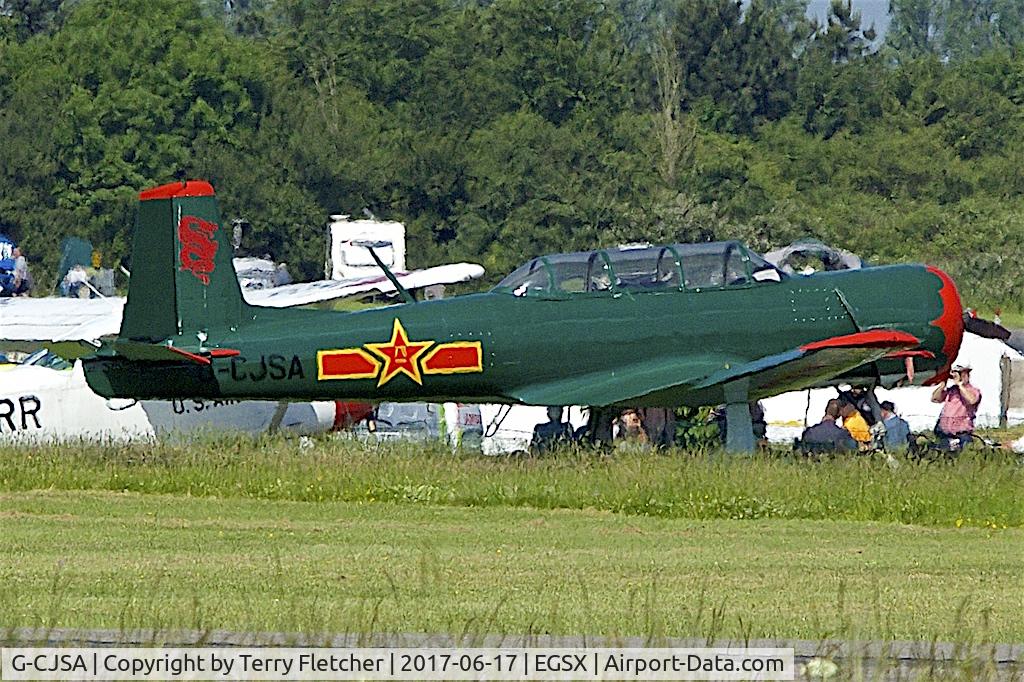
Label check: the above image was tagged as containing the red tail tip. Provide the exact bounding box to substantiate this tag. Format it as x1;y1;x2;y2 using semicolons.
139;180;215;201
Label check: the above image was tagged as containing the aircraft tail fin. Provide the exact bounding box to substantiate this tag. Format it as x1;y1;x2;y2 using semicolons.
120;181;249;343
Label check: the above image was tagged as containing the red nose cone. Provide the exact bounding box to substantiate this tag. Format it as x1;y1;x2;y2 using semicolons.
925;266;964;385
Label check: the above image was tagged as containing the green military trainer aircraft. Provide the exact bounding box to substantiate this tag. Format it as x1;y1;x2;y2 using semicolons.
71;181;964;451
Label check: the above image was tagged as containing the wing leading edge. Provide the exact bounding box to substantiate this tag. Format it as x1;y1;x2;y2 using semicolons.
510;330;920;407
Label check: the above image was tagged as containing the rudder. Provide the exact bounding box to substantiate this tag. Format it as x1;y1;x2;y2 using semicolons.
120;180;247;344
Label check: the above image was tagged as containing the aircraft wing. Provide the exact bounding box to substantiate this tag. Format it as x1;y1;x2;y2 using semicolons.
0;264;485;348
0;297;124;351
244;263;486;308
510;330;919;407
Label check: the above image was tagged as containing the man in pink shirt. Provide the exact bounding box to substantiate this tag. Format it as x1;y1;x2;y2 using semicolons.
931;364;981;450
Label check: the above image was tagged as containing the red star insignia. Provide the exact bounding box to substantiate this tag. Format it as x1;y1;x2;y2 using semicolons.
365;319;434;387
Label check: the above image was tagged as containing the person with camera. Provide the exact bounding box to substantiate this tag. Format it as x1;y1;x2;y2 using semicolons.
930;364;981;451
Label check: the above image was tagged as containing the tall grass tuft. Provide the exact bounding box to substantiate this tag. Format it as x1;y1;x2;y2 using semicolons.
1;436;1020;528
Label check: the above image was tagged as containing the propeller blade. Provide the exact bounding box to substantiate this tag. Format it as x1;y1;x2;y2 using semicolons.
963;313;1010;340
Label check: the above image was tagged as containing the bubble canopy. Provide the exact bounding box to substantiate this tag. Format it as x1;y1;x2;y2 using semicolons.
492;241;785;297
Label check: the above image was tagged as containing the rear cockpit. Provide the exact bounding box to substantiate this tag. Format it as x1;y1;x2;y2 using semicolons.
492;241;786;297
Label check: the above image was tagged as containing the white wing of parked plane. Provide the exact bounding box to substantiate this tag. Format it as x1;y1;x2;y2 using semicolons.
0;296;124;347
244;262;486;308
0;263;486;347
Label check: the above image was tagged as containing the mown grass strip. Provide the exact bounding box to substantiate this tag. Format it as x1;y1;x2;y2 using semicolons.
1;436;1020;528
2;490;1022;643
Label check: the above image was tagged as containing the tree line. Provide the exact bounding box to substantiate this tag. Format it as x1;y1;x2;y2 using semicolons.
1;0;1022;307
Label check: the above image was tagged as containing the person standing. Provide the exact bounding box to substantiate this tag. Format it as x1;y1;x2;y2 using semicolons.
639;407;676;448
931;364;981;450
530;406;573;453
11;247;32;296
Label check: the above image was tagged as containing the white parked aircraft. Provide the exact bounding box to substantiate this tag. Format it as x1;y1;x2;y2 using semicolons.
0;351;338;441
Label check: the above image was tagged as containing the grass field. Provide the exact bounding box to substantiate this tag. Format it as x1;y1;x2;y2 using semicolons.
1;439;1021;528
1;439;1022;643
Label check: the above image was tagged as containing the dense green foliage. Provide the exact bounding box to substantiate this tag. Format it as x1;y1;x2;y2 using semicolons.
1;0;1022;306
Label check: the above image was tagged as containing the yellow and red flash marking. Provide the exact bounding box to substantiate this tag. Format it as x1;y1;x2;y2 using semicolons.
317;318;483;386
422;342;483;375
317;348;380;380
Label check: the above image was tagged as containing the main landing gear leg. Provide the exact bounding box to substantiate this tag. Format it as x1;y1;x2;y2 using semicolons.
724;380;755;453
864;385;887;448
586;406;616;446
864;385;883;424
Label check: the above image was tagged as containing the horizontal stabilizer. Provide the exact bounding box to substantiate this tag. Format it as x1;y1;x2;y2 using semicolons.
47;339;102;360
113;340;212;366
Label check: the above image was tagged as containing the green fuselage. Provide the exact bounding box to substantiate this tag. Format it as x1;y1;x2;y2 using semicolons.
83;263;959;407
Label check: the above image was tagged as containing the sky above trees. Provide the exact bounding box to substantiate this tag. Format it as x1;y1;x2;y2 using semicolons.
808;0;890;36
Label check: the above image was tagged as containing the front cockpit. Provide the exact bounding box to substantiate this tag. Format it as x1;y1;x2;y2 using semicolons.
492;241;787;297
